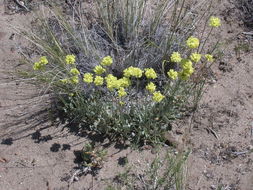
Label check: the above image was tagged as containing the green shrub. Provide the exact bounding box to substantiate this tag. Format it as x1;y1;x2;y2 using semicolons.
21;0;221;145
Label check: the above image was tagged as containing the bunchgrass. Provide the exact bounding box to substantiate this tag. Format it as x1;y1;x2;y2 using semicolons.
19;0;222;146
106;150;190;190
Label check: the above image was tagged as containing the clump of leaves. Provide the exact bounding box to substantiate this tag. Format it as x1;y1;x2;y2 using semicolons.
81;143;108;169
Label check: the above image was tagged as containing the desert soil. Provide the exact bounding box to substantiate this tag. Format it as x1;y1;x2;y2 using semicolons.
0;0;252;190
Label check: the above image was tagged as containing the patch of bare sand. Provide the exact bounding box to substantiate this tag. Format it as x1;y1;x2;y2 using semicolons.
187;0;253;189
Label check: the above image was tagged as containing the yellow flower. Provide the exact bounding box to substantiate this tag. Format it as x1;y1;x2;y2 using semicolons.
190;53;202;63
186;36;200;49
70;75;79;84
146;82;156;93
152;91;165;102
105;74;119;90
144;68;157;79
83;73;93;83
179;71;191;80
119;101;125;106
123;66;143;78
118;77;131;88
100;56;113;66
123;67;132;78
209;16;221;27
93;65;106;75
181;59;193;70
60;78;69;84
118;87;127;97
205;54;214;62
94;76;104;86
170;52;182;63
186;66;194;75
33;56;48;70
39;56;48;65
65;54;76;64
70;68;80;75
167;69;178;80
180;59;194;80
33;62;43;70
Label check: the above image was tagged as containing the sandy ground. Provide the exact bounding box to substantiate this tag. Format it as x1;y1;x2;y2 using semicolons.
0;0;252;190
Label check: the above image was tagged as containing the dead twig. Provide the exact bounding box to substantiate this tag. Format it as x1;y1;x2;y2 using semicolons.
251;122;253;137
242;31;253;36
232;150;249;156
0;157;8;163
68;166;91;188
13;0;29;11
205;127;219;139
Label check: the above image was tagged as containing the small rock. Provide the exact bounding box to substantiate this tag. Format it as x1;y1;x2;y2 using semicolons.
164;132;184;151
9;33;15;40
203;170;214;179
247;145;253;150
175;129;183;135
31;159;36;166
220;143;225;148
0;157;7;163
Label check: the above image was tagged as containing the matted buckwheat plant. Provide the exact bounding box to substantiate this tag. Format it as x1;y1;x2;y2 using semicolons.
22;0;221;145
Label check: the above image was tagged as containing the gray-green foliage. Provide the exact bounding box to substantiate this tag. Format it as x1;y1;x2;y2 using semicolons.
21;0;216;145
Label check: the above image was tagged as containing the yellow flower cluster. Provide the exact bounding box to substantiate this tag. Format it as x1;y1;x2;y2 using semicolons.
152;91;165;102
118;77;131;88
145;82;165;103
179;59;194;80
70;68;80;75
65;54;76;64
146;82;156;93
105;74;120;90
205;54;214;62
70;75;79;84
61;76;79;84
164;35;216;81
40;56;48;65
167;69;178;80
104;75;130;90
118;87;127;97
60;55;80;85
190;53;202;63
186;36;199;49
94;65;106;75
82;57;132;97
144;68;157;79
33;56;48;70
60;78;69;84
170;52;182;63
123;66;143;78
83;73;93;83
209;16;221;27
94;76;104;86
100;56;113;66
